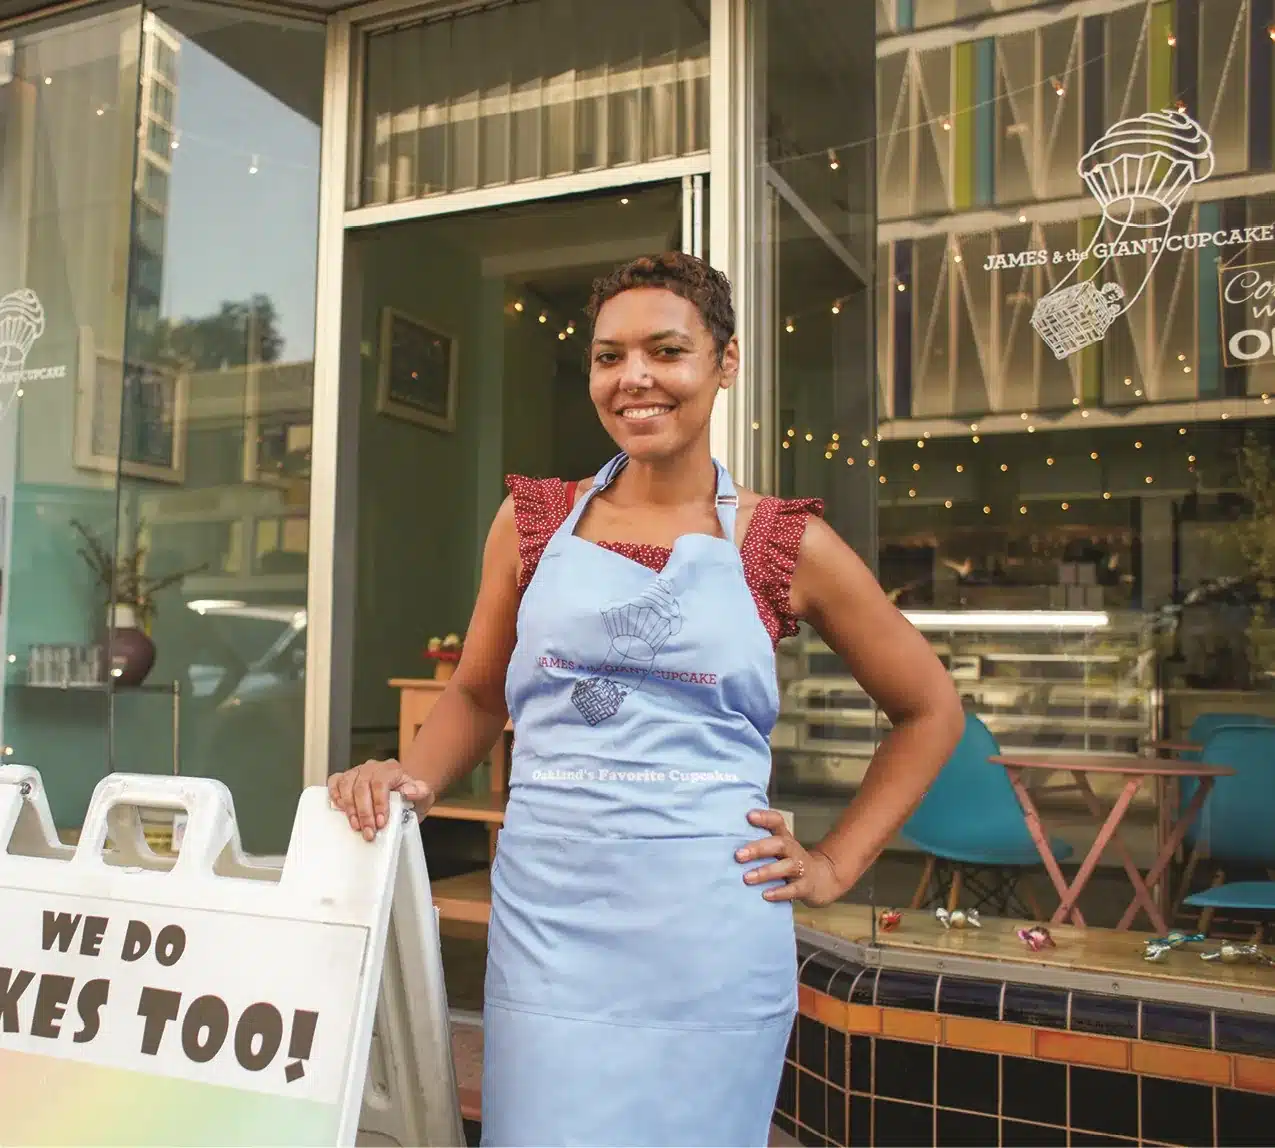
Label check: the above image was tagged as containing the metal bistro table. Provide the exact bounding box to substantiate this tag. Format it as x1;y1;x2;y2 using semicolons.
990;753;1234;934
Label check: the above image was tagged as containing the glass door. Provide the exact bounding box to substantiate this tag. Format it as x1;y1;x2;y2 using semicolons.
343;178;696;1012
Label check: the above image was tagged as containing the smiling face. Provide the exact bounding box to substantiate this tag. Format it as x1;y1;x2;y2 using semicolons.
589;286;739;463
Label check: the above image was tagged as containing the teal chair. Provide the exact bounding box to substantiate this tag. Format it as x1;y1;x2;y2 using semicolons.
1173;723;1275;934
902;712;1073;917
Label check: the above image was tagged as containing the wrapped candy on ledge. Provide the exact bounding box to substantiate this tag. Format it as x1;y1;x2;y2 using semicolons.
935;907;981;930
1200;942;1275;967
1143;931;1206;962
1017;925;1055;952
878;909;902;933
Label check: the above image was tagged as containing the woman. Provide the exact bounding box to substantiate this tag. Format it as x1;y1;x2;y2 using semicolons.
328;253;963;1147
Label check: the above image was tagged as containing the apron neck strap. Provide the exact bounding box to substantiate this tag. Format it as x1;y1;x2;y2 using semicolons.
561;453;738;542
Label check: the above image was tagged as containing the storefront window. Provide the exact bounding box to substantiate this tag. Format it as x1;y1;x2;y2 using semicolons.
109;5;324;854
751;0;879;886
0;4;143;832
777;0;1275;950
359;0;710;204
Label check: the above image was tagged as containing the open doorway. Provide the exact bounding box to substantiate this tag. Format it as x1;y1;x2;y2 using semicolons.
345;178;696;1008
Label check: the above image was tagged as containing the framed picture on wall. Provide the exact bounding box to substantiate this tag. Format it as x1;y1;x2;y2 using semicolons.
74;328;188;484
375;306;458;433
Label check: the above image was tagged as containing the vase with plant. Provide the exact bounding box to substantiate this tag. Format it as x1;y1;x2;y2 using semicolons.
71;518;207;687
424;633;464;681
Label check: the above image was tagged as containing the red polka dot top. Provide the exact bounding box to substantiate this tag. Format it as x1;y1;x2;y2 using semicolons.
505;476;824;647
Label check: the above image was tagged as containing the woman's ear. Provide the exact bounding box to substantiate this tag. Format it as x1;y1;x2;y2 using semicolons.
718;336;740;390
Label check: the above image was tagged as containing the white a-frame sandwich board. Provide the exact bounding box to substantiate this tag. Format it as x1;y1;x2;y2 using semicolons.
0;765;465;1147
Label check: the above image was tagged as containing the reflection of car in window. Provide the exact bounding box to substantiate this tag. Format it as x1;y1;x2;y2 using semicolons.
180;600;307;854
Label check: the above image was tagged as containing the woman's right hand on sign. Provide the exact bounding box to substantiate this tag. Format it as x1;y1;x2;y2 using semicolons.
327;759;436;840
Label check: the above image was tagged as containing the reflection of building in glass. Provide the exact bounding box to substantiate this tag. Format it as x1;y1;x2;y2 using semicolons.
132;13;180;339
875;0;1272;425
855;1;1275;731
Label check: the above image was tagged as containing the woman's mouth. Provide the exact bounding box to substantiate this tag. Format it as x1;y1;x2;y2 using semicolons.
619;405;673;422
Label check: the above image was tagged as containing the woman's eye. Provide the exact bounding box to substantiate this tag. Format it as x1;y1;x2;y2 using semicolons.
595;353;618;365
656;346;683;358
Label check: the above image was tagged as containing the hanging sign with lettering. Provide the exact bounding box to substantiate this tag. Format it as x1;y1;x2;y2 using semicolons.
1219;259;1275;366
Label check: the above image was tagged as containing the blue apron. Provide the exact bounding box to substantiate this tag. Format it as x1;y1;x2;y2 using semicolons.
482;452;798;1147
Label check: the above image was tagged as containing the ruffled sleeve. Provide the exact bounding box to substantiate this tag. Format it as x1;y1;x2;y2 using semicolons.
505;476;572;593
740;495;825;643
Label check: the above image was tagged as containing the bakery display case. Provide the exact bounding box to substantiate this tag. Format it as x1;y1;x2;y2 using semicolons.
772;610;1157;801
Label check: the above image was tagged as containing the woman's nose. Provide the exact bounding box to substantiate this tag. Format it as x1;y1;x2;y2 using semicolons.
618;353;654;390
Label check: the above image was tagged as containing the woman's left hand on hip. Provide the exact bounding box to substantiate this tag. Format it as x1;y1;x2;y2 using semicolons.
736;810;841;907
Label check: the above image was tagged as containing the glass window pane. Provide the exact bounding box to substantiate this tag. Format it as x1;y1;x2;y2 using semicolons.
359;0;710;205
0;4;142;833
112;6;324;855
864;0;1275;949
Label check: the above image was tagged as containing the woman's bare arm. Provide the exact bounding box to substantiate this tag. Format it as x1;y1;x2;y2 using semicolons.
789;518;964;896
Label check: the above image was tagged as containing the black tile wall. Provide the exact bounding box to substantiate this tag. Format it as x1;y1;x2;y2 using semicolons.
1001;1118;1067;1146
1217;1087;1275;1147
1070;990;1139;1038
778;1057;797;1117
874;1038;934;1104
1003;1055;1067;1127
872;1099;932;1147
874;969;938;1011
798;1067;827;1136
935;1107;998;1147
799;951;843;994
1141;1076;1214;1147
936;1047;998;1115
798;1014;828;1079
1141;1001;1213;1050
849;968;878;1005
999;1117;1071;1142
936;975;1001;1019
1001;982;1068;1029
1216;1009;1275;1057
848;1094;870;1144
783;940;1275;1147
826;1083;847;1146
1069;1066;1138;1140
848;1034;872;1094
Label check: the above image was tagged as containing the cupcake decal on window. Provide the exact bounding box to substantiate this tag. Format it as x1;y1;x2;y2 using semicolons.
1031;109;1214;359
0;288;45;420
571;578;684;726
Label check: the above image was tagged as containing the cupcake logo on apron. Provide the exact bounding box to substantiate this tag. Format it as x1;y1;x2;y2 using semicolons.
1028;109;1214;359
571;578;683;726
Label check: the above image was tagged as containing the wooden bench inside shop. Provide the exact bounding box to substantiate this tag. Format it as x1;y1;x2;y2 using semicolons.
390;678;509;925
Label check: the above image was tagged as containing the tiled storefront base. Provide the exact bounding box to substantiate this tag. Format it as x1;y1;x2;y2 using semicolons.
776;938;1275;1147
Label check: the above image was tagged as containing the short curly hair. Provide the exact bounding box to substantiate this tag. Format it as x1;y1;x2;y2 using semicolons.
586;252;736;363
